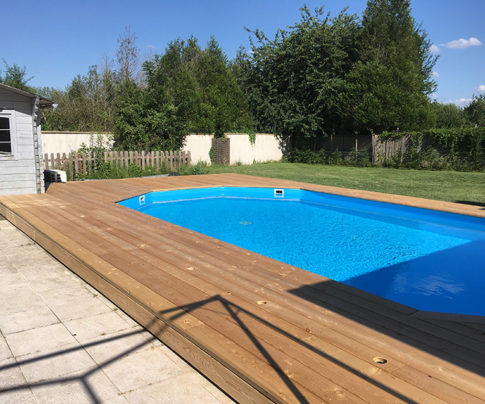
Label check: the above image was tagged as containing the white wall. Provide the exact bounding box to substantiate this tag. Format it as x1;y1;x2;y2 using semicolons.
0;89;37;195
227;133;283;165
41;132;283;166
182;133;212;164
42;132;113;155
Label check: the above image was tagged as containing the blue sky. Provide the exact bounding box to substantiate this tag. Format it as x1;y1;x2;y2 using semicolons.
1;0;483;106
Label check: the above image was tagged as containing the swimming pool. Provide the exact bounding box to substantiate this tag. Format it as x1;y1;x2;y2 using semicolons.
119;187;485;316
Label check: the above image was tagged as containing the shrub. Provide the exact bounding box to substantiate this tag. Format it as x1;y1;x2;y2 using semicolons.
379;128;485;170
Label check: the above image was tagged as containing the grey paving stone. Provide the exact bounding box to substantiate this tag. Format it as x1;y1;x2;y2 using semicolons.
0;287;45;316
30;367;121;404
102;348;185;393
0;358;37;403
47;294;113;322
25;272;84;294
5;323;78;357
64;311;133;343
0;305;59;335
0;388;37;404
17;346;96;384
40;284;96;307
1;220;234;403
0;358;27;389
82;328;159;365
102;395;130;403
0;335;13;360
123;372;231;404
1;272;26;288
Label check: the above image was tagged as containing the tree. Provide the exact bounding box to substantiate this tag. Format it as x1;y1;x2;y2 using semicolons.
115;35;252;150
238;6;360;149
345;0;437;133
116;27;139;84
0;60;33;91
431;102;467;128
465;95;485;127
41;65;116;132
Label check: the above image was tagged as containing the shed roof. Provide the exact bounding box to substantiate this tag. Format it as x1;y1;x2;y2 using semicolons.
0;83;54;107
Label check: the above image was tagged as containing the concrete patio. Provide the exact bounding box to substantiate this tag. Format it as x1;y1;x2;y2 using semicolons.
0;218;232;403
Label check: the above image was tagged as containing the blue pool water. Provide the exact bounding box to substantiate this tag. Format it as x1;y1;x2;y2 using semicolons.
119;187;485;316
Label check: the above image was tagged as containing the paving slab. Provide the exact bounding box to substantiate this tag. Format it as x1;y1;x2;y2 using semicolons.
5;323;79;357
0;306;60;335
0;218;232;403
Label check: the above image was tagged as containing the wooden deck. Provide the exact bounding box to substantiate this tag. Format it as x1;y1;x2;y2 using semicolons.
1;174;484;403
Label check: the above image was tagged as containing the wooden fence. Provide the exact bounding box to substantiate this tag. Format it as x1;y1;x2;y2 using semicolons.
371;134;425;164
44;150;191;181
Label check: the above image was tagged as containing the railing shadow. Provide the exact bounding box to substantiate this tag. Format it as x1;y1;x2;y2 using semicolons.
0;318;161;403
0;292;417;403
156;295;414;403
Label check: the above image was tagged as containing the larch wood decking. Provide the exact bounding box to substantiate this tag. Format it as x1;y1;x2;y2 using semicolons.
1;174;484;403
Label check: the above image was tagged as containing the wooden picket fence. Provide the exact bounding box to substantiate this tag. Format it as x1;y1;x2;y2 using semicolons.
44;150;191;181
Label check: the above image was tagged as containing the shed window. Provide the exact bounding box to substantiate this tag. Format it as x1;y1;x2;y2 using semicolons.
0;117;11;154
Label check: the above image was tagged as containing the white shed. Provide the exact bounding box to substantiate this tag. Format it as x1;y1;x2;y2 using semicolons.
0;83;53;195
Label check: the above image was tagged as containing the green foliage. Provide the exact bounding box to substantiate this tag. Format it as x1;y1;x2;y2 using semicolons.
465;95;485;127
143;37;251;136
248;129;256;145
188;161;210;175
79;162;171;180
238;6;360;149
345;0;437;133
286;148;371;166
379;128;485;170
41;65;116;132
113;36;252;150
431;102;467;129
0;60;33;91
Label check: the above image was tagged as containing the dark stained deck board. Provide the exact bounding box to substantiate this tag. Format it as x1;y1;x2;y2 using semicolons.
1;174;484;403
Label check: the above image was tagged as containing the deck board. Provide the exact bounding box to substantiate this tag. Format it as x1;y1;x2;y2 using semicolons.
1;174;484;403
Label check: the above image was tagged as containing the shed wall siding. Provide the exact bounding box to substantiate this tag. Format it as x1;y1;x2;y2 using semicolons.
0;91;37;195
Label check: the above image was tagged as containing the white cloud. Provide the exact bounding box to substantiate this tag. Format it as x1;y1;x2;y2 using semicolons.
445;98;473;108
432;71;440;78
476;85;485;93
147;44;156;49
444;37;482;49
429;44;440;54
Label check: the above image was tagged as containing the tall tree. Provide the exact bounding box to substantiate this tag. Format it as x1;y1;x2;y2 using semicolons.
345;0;437;133
238;6;360;149
431;102;467;129
42;65;116;132
116;27;139;84
0;60;33;91
465;95;485;127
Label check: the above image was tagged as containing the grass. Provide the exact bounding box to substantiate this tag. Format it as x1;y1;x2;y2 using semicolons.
200;162;485;205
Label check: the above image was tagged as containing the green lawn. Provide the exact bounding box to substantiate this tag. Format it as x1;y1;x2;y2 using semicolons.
203;163;485;205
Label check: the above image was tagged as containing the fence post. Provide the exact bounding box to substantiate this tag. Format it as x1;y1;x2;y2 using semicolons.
371;134;376;164
187;151;191;167
69;152;74;180
61;153;67;170
354;134;358;161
